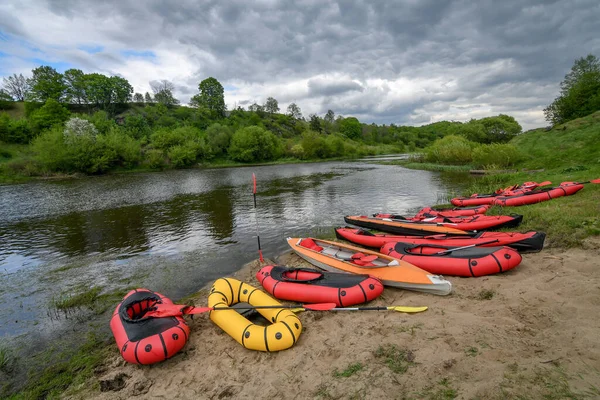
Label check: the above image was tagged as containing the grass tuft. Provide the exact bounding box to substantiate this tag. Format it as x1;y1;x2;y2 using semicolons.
332;362;364;378
374;344;415;374
477;289;495;300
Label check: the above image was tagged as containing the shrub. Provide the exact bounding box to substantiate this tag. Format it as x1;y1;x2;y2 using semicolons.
29;99;71;133
290;143;305;159
85;111;115;135
150;126;201;150
168;141;198;167
96;128;142;169
0;113;9;142
301;131;329;159
63;117;98;144
206;123;233;156
144;149;166;169
325;134;346;157
425;135;478;164
472;143;524;168
8;119;34;144
228;126;281;162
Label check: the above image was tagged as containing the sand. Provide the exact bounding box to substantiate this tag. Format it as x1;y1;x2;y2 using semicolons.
86;242;600;400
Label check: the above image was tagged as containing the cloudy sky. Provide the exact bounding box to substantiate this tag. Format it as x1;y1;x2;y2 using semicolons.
1;0;599;130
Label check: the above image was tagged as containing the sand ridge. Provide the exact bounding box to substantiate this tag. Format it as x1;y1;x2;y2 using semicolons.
87;245;600;399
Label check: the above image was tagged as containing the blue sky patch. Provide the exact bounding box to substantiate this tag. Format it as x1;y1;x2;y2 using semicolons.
121;49;157;59
28;58;73;73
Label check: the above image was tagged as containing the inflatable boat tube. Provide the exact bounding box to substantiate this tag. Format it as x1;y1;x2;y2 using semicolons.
208;278;302;352
110;289;190;365
257;265;384;306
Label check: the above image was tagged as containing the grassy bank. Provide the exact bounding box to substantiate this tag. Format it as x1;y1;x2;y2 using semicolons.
396;112;600;248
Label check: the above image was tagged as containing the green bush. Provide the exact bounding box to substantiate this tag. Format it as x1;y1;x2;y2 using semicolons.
151;126;201;150
85;111;115;135
301;131;329;159
144;149;166;169
228;126;281;162
9;119;34;144
168;141;198;167
97;128;142;169
472;143;524;168
206;123;232;156
290;143;305;159
0;113;9;142
24;101;43;117
29;99;70;134
325;134;346;157
425;135;478;164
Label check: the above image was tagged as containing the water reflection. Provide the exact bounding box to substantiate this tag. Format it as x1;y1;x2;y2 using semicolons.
0;162;466;343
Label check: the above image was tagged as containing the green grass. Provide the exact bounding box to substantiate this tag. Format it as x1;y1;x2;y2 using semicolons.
373;344;415;374
49;286;128;315
5;333;112;400
465;346;479;357
382;161;473;172
496;364;587;400
332;362;364;378
414;378;458;400
477;289;496;300
0;346;12;373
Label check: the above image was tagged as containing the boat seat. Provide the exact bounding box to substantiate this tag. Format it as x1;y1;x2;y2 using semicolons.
335;250;355;260
322;247;338;256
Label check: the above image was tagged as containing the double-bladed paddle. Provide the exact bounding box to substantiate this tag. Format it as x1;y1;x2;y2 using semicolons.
142;302;428;319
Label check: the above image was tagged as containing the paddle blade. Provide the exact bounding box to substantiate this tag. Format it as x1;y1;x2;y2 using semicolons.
537;181;552;187
252;173;257;194
302;302;338;311
388;306;428;313
589;178;600;184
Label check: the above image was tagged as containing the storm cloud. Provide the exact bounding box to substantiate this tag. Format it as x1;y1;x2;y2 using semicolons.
1;0;599;129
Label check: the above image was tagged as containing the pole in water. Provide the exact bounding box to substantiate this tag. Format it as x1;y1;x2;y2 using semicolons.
252;173;264;262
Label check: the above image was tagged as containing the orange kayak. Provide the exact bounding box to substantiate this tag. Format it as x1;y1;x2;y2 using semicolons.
287;237;452;296
344;215;472;236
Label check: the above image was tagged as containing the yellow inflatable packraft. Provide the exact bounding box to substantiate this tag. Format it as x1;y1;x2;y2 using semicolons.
208;278;302;351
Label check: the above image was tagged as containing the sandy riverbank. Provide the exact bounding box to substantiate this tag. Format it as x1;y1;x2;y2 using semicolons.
85;242;600;399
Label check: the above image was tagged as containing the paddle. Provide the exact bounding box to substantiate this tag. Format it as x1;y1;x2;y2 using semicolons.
432;239;500;255
579;178;600;184
252;173;264;262
143;302;427;318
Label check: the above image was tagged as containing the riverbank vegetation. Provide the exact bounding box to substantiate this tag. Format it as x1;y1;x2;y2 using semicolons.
1;65;523;184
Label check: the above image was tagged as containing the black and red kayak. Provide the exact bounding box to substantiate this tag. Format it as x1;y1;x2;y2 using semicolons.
257;265;384;307
414;205;490;218
366;213;523;232
493;181;584;207
335;227;546;253
110;289;190;365
380;242;522;277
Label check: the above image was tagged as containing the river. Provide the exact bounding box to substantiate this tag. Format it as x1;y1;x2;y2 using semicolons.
0;159;468;390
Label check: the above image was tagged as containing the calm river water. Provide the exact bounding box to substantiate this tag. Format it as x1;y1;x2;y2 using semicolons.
0;159;468;385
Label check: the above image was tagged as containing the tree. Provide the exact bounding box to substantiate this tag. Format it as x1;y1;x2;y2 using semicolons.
133;93;144;102
264;97;279;114
144;92;154;103
84;73;112;108
63;69;87;104
248;102;264;112
544;54;600;125
324;109;335;124
190;77;226;117
27;66;66;102
2;73;29;101
206;123;233;156
309;114;322;133
339;117;362;140
110;76;133;104
150;79;175;95
287;103;302;119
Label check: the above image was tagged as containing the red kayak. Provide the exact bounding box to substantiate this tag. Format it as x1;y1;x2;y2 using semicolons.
335;227;546;253
451;181;551;206
371;213;523;231
414;205;490;218
380;242;522;277
493;182;584;207
257;265;384;306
